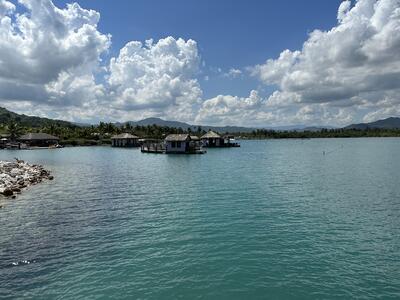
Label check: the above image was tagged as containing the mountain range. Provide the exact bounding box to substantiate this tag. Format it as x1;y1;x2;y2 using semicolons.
117;118;256;133
1;106;400;132
345;117;400;130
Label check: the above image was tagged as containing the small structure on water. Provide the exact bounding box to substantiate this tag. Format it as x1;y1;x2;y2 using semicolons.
201;131;222;147
165;134;192;154
141;134;205;154
0;136;9;149
111;133;139;147
222;135;240;147
201;131;240;147
18;133;59;148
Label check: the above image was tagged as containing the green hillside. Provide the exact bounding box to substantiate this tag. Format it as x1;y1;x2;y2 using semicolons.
0;107;75;128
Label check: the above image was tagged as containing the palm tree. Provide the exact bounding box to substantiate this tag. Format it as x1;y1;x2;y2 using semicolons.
47;123;57;135
7;120;23;141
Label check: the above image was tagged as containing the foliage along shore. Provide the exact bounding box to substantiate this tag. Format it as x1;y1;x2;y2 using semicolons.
2;120;400;147
2;106;400;144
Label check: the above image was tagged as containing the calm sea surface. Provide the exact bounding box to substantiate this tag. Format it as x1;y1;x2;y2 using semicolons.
0;139;399;299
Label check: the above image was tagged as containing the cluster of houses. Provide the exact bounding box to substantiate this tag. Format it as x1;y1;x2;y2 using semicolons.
111;130;240;154
0;133;60;150
0;130;240;154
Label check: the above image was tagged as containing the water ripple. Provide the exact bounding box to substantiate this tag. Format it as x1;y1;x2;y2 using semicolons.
0;140;400;299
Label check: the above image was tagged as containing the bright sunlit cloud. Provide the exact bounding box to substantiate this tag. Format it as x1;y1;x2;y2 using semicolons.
0;0;399;126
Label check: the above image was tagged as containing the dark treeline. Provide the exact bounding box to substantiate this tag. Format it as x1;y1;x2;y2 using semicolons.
242;128;400;139
2;120;400;146
0;121;208;146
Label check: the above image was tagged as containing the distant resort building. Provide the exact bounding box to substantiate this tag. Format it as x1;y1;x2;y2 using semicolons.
18;133;60;147
201;131;240;148
0;134;9;149
141;134;205;154
111;133;139;147
165;134;191;153
201;131;222;147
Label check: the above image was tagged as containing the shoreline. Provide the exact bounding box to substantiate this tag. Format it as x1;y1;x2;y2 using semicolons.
0;159;53;199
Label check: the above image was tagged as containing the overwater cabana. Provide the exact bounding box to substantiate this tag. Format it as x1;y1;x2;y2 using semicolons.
165;134;205;154
201;130;223;147
201;131;240;147
18;133;59;148
0;136;9;149
141;134;205;154
111;133;139;147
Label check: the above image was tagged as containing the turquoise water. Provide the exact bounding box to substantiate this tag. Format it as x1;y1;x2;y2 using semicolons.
0;139;399;299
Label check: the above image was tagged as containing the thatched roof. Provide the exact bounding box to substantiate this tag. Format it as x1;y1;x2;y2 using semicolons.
201;130;221;139
190;135;200;141
111;133;139;139
165;134;191;142
18;133;59;140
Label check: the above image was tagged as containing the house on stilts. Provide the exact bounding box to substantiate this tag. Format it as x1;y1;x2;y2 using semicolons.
111;133;140;147
201;130;240;148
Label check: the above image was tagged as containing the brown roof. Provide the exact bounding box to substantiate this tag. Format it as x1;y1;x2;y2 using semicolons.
201;130;221;139
165;134;191;142
18;133;59;140
111;133;139;139
190;135;200;141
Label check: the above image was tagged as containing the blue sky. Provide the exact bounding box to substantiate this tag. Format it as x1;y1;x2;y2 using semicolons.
54;0;342;98
1;0;399;126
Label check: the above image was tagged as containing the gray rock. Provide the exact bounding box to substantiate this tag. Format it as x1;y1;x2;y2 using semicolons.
2;189;13;197
0;160;53;198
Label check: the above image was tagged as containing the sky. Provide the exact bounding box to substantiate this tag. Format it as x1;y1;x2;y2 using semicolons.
0;0;399;127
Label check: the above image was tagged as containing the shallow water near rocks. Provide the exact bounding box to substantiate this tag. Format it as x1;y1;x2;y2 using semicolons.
0;139;399;299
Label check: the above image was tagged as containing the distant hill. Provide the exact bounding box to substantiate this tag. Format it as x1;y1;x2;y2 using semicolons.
4;105;398;133
0;107;75;128
127;117;192;129
345;117;400;130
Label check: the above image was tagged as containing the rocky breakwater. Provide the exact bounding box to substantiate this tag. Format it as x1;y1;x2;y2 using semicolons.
0;159;53;198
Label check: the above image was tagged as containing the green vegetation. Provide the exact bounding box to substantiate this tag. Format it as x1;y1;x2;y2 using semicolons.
6;120;24;141
0;107;74;128
0;119;207;146
241;128;400;139
1;106;400;146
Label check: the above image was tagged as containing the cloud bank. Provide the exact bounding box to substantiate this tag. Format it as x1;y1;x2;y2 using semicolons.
0;0;202;122
249;0;400;125
0;0;399;126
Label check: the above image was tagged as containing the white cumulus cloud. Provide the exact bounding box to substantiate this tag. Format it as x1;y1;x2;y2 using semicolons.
0;0;110;107
108;37;202;121
248;0;400;124
0;1;203;123
223;68;242;78
1;0;400;127
196;90;266;126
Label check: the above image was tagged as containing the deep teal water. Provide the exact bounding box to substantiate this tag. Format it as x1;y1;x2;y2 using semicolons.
0;139;399;299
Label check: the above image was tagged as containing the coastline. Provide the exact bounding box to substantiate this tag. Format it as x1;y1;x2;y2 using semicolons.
0;159;53;199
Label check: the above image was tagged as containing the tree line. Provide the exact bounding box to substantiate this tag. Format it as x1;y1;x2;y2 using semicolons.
1;119;400;146
0;120;208;146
